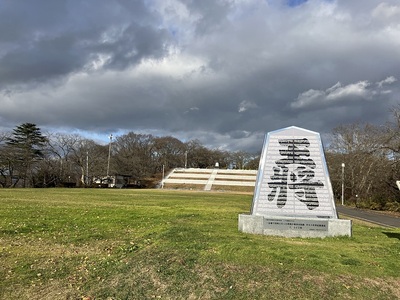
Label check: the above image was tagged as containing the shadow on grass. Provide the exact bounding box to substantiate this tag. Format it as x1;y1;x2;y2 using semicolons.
382;231;400;240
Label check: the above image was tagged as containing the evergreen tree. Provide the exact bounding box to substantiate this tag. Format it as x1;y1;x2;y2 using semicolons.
6;123;48;187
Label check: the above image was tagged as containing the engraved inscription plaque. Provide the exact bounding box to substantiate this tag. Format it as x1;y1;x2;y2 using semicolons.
264;218;328;232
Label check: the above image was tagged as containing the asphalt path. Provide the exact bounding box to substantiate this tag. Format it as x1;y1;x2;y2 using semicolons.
336;205;400;228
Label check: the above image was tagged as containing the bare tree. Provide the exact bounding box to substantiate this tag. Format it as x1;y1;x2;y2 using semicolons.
229;151;255;169
328;118;400;210
113;132;155;181
0;131;17;187
379;105;400;200
153;136;186;171
44;133;85;186
185;140;215;168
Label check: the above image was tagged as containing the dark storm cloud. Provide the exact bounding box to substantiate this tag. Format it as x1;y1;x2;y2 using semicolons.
0;0;169;87
0;0;399;151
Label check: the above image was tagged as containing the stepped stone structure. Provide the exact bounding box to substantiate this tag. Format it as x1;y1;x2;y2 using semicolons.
239;126;352;238
162;168;257;191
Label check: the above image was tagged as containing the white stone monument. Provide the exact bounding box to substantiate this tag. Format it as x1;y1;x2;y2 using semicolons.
239;126;352;238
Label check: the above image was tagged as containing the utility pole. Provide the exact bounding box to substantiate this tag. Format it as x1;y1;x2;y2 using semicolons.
86;150;89;186
107;134;113;178
341;163;345;205
161;164;165;189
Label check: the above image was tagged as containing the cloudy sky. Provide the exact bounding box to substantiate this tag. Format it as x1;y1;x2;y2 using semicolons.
1;0;399;152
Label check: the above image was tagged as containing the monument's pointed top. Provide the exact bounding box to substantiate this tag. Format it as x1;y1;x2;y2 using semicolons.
269;126;319;136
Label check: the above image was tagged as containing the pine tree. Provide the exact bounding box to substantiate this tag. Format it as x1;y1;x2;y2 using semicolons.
6;123;48;187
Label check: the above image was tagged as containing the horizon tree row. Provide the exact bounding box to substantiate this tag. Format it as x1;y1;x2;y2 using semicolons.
326;105;400;211
0;124;258;188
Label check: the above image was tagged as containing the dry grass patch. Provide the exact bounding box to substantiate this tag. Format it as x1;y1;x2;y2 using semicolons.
211;185;254;193
163;184;205;190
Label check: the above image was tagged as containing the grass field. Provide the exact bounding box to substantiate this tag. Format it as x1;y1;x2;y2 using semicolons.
0;189;399;300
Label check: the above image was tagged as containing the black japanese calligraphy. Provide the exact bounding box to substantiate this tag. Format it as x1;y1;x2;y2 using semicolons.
268;138;324;210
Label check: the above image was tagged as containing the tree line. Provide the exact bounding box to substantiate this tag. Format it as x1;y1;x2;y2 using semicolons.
0;105;399;211
0;123;258;189
325;105;400;211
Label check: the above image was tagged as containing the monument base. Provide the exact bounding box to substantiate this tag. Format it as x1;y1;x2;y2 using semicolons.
238;214;352;238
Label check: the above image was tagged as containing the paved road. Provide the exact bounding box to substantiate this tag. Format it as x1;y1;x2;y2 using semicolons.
336;205;400;228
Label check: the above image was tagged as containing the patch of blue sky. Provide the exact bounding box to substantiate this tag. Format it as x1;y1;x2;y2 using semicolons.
286;0;308;7
286;0;334;7
168;26;179;38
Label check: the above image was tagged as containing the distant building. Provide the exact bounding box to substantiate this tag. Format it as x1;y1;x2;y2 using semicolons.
93;175;131;188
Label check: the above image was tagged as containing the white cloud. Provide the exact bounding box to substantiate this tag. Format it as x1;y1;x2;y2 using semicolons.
326;81;370;101
289;89;324;109
377;76;397;88
372;2;400;20
184;107;200;114
238;100;257;113
291;76;397;109
134;52;206;79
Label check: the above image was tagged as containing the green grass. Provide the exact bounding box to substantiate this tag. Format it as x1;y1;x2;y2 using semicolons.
0;189;399;300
